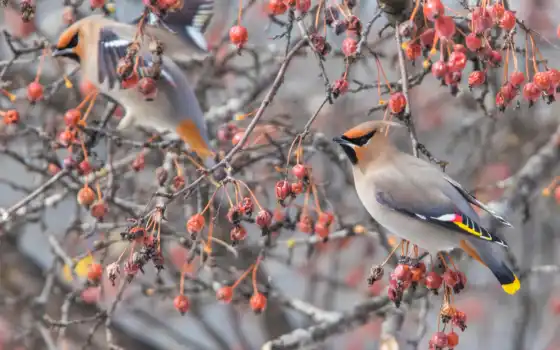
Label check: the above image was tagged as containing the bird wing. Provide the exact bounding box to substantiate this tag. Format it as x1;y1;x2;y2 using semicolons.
96;27;211;149
371;154;508;247
97;27;177;91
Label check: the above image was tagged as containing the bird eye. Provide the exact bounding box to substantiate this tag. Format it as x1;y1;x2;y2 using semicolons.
67;31;79;49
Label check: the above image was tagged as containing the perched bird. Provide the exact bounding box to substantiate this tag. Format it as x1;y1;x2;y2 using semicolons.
52;15;215;167
333;120;520;295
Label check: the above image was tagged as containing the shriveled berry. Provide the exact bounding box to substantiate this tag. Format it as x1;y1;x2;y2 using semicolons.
131;153;145;172
341;37;358;57
90;200;108;219
138;77;157;100
468;71;486;87
443;270;459;287
187;213;205;234
295;0;311;12
419;28;435;48
332;78;349;97
173;295;189;314
405;42;422;60
314;222;329;239
489;2;505;21
239;197;254;216
255;209;272;228
448;51;467;72
78;160;92;175
230;225;247;241
534;71;552;91
452;310;467;331
489;50;502;66
393;264;411;281
430;331;448;348
472;6;493;34
3;110;19;125
291;181;303;194
297;214;313;234
523;82;541;102
275;180;291;201
318;211;334;226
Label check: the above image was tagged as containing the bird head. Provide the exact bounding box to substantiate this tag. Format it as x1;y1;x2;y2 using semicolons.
52;17;96;63
333;120;403;165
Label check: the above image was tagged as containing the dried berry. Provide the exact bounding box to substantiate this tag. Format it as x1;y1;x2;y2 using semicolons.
255;209;272;228
187;214;205;234
174;295;189;314
217;286;233;303
77;186;95;206
87;262;103;281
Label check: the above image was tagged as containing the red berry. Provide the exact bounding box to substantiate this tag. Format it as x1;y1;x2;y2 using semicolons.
217;286;233;303
554;187;560;204
510;71;525;86
27;81;44;102
89;0;104;9
468;71;486;87
444;71;462;86
419;28;435;48
501;82;518;101
447;331;460;347
187;214;205;234
547;69;560;87
534;71;552;91
79;79;97;96
77;186;95;206
342;37;358;57
523;82;541;102
499;10;516;30
231;131;245;146
131;153;145;172
58;130;74;146
291;164;307;179
297;214;313;234
332;78;349;96
452;310;467;330
255;210;272;228
318;211;334;225
121;72;139;89
78;160;92;175
173;295;189;314
48;163;60;175
393;264;411;281
388;92;407;114
448;51;467;72
425;272;442;290
230;225;247;241
443;270;459;287
250;293;267;312
229;25;248;47
472;6;493;34
423;0;444;21
295;0;311;12
291;181;303;194
90;200;108;219
87;263;103;281
434;16;456;39
405;43;422;60
431;60;448;78
64;109;81;127
489;3;505;21
314;222;329;239
138;77;157;100
268;0;287;15
453;44;466;54
489;50;502;66
3;110;19;125
465;33;482;51
275;180;291;201
239;197;254;216
430;331;448;348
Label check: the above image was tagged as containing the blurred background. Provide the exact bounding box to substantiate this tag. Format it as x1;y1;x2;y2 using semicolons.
0;0;559;349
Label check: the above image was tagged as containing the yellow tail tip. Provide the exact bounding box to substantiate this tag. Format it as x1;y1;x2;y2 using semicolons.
502;275;520;295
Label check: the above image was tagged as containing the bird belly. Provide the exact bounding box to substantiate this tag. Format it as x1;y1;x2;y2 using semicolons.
357;190;460;254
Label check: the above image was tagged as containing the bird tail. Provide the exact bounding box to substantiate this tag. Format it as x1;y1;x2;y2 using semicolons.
463;239;520;295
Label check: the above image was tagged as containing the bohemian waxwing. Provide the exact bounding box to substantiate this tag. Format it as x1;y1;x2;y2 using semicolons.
333;120;520;295
52;15;215;167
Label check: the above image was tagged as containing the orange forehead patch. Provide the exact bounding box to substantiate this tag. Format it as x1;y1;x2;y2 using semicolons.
57;28;78;48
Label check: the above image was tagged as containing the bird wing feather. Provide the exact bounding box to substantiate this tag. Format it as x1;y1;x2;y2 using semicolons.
371;153;508;247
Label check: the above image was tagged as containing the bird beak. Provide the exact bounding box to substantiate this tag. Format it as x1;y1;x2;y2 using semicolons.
52;48;72;57
332;136;352;147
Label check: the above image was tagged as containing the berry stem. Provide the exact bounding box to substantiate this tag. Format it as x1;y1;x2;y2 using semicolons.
179;263;186;295
231;263;255;289
95;181;102;200
80;92;98;123
1;89;16;102
310;181;322;214
34;47;47;83
381;240;403;266
237;0;243;25
201;188;219;215
315;0;324;29
235;179;264;211
204;206;215;253
251;255;262;294
408;0;420;23
509;41;519;72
